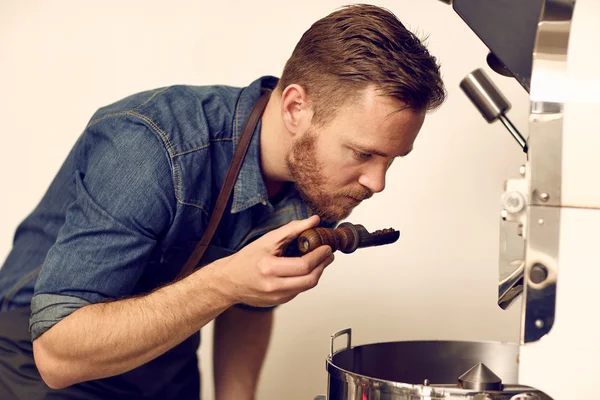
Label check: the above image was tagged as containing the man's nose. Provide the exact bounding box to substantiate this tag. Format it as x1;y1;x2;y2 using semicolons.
357;165;386;194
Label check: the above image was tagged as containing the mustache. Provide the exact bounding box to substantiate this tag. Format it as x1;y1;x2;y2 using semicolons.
340;188;373;201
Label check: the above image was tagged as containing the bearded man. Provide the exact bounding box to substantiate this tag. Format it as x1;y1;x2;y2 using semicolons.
0;4;445;399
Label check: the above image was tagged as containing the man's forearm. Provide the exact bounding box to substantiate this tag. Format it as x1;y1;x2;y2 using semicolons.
33;263;234;389
213;307;273;400
32;215;334;391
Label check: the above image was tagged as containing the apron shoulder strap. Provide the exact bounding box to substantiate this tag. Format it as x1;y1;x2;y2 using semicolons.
175;90;272;280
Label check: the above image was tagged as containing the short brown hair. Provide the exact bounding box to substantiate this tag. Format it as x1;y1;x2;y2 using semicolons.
279;4;446;125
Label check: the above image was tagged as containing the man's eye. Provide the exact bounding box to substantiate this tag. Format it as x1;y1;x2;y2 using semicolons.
353;150;372;160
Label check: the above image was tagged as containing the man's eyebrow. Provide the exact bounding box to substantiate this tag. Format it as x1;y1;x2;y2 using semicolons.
352;144;413;158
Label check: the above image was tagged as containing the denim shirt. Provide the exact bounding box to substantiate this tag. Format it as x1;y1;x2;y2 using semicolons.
0;76;332;397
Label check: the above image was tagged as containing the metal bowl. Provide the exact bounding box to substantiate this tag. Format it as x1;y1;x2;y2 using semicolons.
325;329;549;400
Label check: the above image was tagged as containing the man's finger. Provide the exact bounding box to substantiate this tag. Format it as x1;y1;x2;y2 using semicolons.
267;245;332;277
262;215;321;251
277;252;335;292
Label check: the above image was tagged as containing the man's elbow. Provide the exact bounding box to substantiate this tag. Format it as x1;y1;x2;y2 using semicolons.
32;336;75;390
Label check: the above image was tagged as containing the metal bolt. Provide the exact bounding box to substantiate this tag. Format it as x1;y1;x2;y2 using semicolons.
538;219;544;225
530;263;548;284
423;379;430;386
535;319;544;329
538;192;549;202
519;165;526;176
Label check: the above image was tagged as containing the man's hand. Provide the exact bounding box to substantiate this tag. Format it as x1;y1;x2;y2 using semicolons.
211;215;335;307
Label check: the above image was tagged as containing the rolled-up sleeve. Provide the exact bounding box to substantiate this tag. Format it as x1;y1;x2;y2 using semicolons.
30;115;176;340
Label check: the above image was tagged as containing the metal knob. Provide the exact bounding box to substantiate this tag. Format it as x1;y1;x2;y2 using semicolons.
461;68;511;122
460;68;528;152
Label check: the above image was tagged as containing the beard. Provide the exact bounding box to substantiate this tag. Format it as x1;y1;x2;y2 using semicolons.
286;130;372;222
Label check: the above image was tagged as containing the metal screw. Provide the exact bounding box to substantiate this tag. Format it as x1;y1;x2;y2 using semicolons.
538;219;544;225
538;192;549;202
530;263;548;284
535;319;544;329
519;165;526;176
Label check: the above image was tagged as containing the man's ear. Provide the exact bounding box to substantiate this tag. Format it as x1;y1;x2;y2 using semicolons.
280;84;312;135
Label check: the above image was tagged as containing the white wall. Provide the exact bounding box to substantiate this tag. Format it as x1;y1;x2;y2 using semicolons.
0;1;529;399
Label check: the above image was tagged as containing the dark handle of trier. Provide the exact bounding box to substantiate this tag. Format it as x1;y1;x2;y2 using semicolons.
297;222;400;254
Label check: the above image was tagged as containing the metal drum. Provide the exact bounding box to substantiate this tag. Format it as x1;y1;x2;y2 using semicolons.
323;329;550;400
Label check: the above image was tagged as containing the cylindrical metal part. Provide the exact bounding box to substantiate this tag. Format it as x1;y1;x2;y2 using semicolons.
460;68;511;122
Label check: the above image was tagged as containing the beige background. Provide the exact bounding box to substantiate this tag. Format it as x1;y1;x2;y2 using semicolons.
0;1;529;399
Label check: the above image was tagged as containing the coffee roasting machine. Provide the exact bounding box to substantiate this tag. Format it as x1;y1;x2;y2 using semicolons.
315;1;600;398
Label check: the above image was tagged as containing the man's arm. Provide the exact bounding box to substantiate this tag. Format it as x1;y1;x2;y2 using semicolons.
33;263;232;389
213;307;273;400
33;216;334;390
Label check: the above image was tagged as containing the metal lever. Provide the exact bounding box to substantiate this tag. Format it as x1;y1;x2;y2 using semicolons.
460;68;528;153
498;261;525;310
297;222;400;254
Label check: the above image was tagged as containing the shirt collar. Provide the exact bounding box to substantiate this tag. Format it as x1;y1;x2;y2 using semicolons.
230;75;279;214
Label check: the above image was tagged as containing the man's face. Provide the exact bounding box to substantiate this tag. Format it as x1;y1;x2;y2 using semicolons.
286;87;425;222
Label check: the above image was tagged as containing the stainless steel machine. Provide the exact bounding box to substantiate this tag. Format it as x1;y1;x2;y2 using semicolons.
316;0;600;398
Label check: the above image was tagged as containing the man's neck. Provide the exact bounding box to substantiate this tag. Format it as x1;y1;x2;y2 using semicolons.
265;180;286;199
